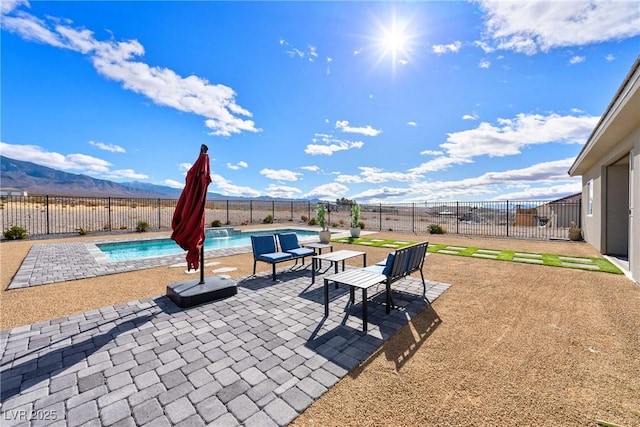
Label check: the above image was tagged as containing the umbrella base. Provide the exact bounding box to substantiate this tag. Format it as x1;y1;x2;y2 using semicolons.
166;276;237;308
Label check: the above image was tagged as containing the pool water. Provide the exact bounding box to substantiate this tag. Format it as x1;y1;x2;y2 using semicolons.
97;228;318;261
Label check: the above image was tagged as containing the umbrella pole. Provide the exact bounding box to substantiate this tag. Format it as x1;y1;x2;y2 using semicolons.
199;144;208;285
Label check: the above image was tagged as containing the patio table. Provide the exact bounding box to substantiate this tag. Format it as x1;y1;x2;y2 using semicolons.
323;269;387;332
311;249;366;284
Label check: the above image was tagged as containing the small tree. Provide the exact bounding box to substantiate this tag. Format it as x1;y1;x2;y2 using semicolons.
316;204;328;231
350;202;361;228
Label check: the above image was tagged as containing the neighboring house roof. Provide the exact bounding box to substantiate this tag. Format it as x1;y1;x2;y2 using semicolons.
550;193;581;203
569;55;640;176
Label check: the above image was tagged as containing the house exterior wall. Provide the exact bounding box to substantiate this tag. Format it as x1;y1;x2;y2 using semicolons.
581;168;603;250
581;126;640;282
631;140;640;284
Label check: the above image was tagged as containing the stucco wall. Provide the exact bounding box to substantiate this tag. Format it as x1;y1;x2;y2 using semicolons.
580;125;640;283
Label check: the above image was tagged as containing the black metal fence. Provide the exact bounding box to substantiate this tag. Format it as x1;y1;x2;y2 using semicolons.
0;195;581;240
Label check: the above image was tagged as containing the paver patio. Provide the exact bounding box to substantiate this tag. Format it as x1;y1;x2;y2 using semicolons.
0;266;450;426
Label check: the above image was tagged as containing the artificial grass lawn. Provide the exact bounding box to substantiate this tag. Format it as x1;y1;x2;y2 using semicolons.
332;237;623;274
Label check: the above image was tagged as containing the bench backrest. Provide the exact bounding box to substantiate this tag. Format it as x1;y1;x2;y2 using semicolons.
383;241;428;282
251;235;277;257
276;232;301;252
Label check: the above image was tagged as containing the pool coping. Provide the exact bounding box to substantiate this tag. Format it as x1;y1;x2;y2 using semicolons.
7;229;353;290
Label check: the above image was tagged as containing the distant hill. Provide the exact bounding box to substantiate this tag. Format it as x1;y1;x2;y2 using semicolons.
0;156;219;198
0;156;311;201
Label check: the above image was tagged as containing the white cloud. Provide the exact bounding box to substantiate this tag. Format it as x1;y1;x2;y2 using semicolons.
419;149;444;156
226;161;248;170
479;59;491;69
163;179;184;189
363;158;581;203
335;174;364;184
265;184;303;199
305;134;364;156
569;55;585;65
335;120;382;137
0;141;113;173
89;140;126;153
605;54;615;62
477;0;640;55
493;182;581;200
462;113;479;120
209;172;260;198
300;165;320;172
2;4;260;137
410;156;473;174
105;169;149;180
260;168;301;181
357;167;420;184
432;41;462;54
440;112;599;159
407;121;417;127
350;186;414;202
304;182;349;200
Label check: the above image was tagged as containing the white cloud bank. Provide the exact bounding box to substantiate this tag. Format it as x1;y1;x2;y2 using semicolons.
1;0;260;137
477;0;640;55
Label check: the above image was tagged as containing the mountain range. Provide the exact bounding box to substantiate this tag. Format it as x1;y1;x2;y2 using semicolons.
0;156;271;200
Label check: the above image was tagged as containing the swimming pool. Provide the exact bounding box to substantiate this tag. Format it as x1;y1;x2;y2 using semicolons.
96;228;319;261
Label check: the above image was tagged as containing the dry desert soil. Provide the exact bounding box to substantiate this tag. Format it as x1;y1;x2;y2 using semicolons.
1;230;639;426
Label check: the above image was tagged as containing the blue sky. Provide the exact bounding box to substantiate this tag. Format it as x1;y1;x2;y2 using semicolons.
2;1;639;202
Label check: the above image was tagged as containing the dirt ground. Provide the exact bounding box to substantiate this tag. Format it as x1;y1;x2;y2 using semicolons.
1;231;639;426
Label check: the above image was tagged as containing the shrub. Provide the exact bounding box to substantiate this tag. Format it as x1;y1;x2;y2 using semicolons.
136;221;149;232
301;215;308;222
4;225;27;240
308;218;318;226
428;224;445;234
78;227;89;236
263;214;274;224
211;219;222;227
357;221;365;229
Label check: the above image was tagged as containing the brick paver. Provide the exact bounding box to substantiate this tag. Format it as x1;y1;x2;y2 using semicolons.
2;261;450;425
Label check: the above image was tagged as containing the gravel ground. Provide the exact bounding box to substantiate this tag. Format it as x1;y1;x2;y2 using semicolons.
1;231;639;426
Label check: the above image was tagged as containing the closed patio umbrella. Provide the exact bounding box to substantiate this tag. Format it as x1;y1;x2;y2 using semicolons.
171;144;212;273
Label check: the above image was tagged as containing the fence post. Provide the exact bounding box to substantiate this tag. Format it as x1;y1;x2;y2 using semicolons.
506;200;510;237
272;200;275;221
157;199;161;229
290;201;293;221
379;203;382;231
108;197;112;231
226;200;229;225
456;201;459;235
46;195;50;235
412;203;415;233
250;200;253;224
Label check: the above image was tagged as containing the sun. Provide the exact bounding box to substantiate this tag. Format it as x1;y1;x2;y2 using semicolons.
370;14;415;74
381;25;407;57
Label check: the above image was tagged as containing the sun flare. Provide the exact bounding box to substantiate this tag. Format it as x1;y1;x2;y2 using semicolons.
371;14;415;73
381;26;407;56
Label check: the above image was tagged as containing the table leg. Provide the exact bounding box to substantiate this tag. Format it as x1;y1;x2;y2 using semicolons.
362;288;368;332
349;286;355;306
312;258;316;284
324;278;329;317
363;253;367;267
